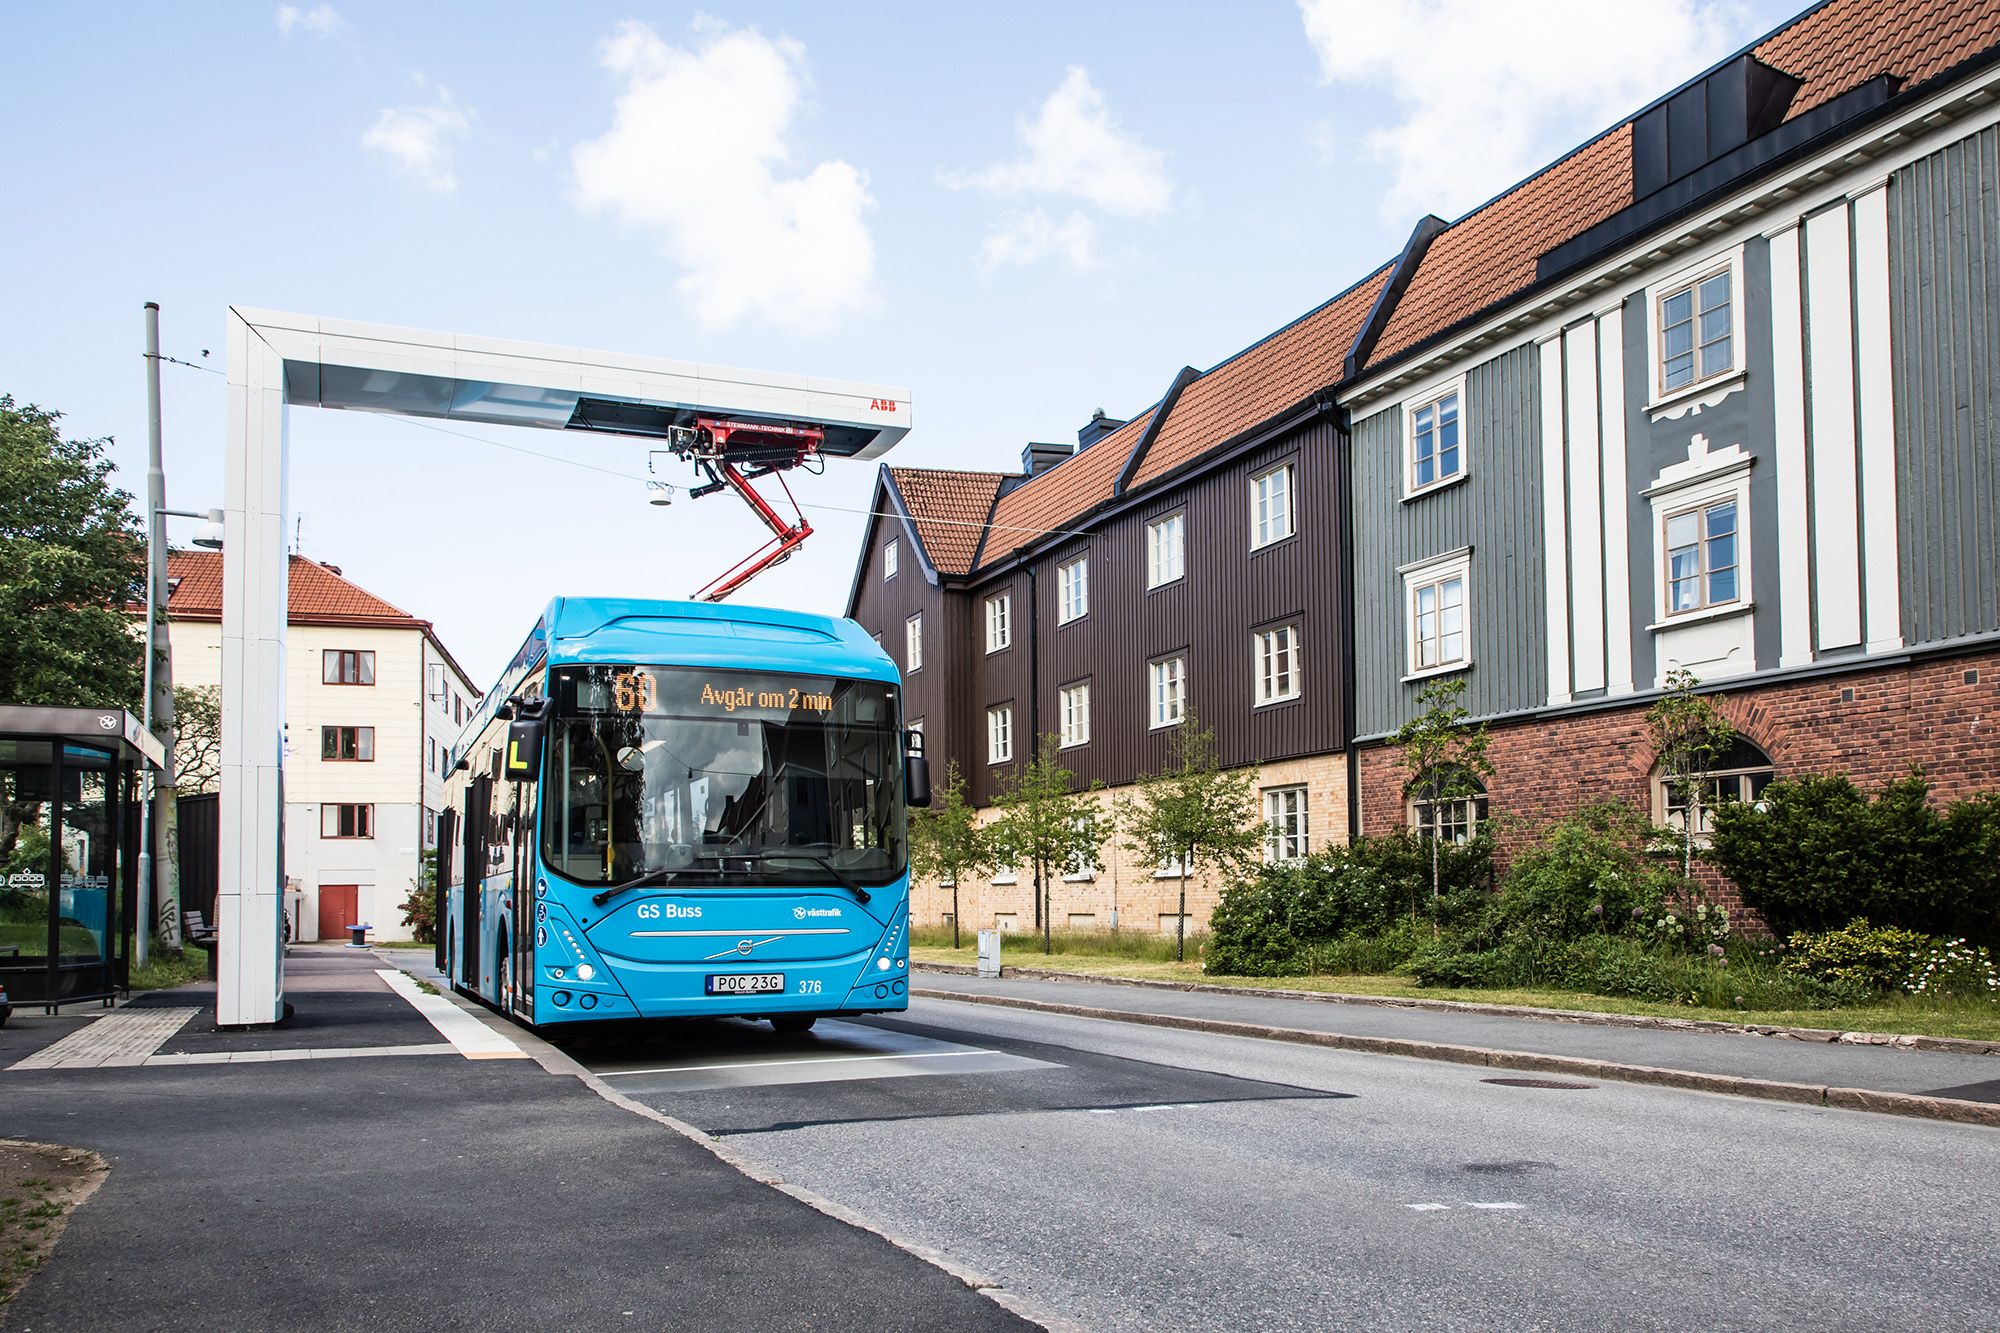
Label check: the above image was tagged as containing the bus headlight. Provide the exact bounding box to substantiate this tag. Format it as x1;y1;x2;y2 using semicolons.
876;957;891;971
576;963;596;982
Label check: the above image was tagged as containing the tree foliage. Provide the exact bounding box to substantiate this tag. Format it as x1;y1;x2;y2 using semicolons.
1388;676;1494;905
0;396;145;708
1118;711;1261;961
172;685;222;794
988;734;1107;955
907;761;991;948
1645;666;1735;891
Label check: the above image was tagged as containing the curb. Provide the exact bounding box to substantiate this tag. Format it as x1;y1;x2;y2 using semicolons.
913;961;2000;1056
911;986;2000;1130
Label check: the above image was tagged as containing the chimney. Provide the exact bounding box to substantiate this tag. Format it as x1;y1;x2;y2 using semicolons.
1022;441;1074;476
1077;408;1126;451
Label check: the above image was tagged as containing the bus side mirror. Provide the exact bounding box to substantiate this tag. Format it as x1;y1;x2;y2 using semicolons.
904;729;930;808
505;716;545;783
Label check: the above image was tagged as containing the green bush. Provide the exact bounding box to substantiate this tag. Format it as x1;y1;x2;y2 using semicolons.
1711;771;2000;944
1404;933;1865;1009
1781;919;1932;993
1494;802;1677;943
1203;876;1306;976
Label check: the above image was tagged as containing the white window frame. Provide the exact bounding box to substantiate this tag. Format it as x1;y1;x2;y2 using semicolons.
1644;446;1753;631
1653;753;1774;840
987;704;1014;765
1250;462;1295;550
905;613;923;673
1058;555;1089;624
1146;511;1185;589
1263;785;1309;862
985;592;1012;653
1063;815;1099;882
1403;373;1469;499
1400;548;1472;680
1409;786;1488;844
1645;244;1747;412
1059;680;1091;749
884;537;899;579
1149;653;1187;729
1253;623;1302;706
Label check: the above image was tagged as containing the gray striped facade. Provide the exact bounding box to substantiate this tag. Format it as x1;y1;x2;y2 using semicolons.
1348;112;2000;741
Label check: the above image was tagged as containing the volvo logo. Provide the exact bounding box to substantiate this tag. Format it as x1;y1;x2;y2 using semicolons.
735;939;756;955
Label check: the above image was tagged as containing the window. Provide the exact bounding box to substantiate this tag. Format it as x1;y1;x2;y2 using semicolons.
321;725;374;762
1251;463;1294;549
1063;815;1099;881
1402;549;1471;677
905;613;924;672
1410;778;1488;844
1058;556;1089;624
425;807;437;845
884;538;899;579
987;704;1014;764
1059;681;1091;748
454;696;463;726
1149;654;1186;729
320;803;373;839
1263;786;1308;862
1146;512;1185;588
323;649;374;685
1407;381;1466;494
428;736;437;773
1664;498;1739;615
1254;624;1301;705
1656;739;1773;838
1659;268;1733;393
986;593;1012;652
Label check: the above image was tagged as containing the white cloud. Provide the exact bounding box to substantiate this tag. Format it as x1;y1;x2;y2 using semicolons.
1299;0;1757;225
979;209;1100;272
361;84;472;194
570;20;876;334
943;66;1173;270
276;5;345;38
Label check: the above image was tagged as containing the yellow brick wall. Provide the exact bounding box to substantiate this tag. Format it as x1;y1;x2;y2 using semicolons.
909;751;1350;937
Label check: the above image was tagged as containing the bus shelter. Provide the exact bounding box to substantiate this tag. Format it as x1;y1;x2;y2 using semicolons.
0;706;164;1012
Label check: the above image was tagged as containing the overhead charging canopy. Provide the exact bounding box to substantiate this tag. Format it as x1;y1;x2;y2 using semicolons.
219;307;911;1025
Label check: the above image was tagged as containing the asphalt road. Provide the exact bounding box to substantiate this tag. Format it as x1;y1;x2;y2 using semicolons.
581;997;2000;1332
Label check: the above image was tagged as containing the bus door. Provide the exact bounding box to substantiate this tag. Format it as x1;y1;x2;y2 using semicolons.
510;781;536;1019
462;773;491;989
434;807;457;973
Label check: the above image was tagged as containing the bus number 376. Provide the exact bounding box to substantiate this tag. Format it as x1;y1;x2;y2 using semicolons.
797;979;822;994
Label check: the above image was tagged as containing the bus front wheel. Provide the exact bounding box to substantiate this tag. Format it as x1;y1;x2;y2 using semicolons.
770;1015;816;1035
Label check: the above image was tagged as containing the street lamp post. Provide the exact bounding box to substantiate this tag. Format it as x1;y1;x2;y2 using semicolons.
136;301;223;970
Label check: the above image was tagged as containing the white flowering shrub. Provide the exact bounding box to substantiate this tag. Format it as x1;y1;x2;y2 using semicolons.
1903;939;2000;1001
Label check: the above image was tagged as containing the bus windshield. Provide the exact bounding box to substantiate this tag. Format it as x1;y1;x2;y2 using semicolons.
540;664;905;888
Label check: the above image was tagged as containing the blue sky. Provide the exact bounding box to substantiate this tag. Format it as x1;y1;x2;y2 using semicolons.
1;1;1802;684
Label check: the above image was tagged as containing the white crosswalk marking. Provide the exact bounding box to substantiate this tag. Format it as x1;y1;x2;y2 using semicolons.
11;1008;199;1069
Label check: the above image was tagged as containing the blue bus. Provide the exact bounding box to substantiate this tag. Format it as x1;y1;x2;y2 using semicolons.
437;597;927;1033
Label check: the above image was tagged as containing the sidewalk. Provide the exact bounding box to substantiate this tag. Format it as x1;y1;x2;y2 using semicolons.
912;967;2000;1127
2;948;1030;1332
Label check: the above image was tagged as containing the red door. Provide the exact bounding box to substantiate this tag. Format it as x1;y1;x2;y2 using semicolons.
318;885;359;941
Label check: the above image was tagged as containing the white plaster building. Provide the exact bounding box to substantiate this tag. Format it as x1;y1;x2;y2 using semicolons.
163;552;480;941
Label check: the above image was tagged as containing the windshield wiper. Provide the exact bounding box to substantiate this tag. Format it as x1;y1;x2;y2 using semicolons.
590;867;685;908
750;849;871;905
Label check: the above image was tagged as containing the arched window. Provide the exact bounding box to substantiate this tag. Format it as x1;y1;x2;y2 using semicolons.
1407;771;1488;844
1654;737;1773;836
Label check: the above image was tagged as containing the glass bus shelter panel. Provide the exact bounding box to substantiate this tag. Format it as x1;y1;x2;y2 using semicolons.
2;742;58;971
0;739;132;1008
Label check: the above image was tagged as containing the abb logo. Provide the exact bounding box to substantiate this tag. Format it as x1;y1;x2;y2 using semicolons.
868;398;899;412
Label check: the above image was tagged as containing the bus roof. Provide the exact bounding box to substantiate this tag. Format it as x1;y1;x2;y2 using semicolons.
543;596;897;684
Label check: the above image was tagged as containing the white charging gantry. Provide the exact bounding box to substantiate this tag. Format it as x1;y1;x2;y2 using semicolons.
219;307;912;1025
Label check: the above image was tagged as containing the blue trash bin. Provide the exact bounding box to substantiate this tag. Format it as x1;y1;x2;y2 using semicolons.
346;923;370;948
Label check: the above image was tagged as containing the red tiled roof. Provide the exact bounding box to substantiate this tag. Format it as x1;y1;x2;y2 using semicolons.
886;467;1009;576
1369;0;2000;367
165;552;421;626
984;408;1155;559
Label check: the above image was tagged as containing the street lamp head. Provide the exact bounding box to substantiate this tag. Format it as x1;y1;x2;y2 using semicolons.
193;508;225;550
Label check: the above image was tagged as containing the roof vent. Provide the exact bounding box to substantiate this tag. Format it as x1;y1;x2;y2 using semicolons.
1022;441;1074;476
1076;408;1126;451
319;562;343;576
1632;53;1800;201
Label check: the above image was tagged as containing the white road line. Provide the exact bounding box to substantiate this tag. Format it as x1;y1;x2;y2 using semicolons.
145;1044;457;1066
1406;1203;1452;1212
599;1049;988;1078
376;969;527;1060
1465;1201;1525;1210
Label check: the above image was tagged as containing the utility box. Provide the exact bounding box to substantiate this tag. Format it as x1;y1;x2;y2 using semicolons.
976;929;1001;978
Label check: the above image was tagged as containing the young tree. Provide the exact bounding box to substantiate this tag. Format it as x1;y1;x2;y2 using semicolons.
1646;666;1736;892
907;760;992;949
172;685;223;795
1119;712;1262;962
0;396;145;708
1389;676;1494;911
987;734;1108;955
